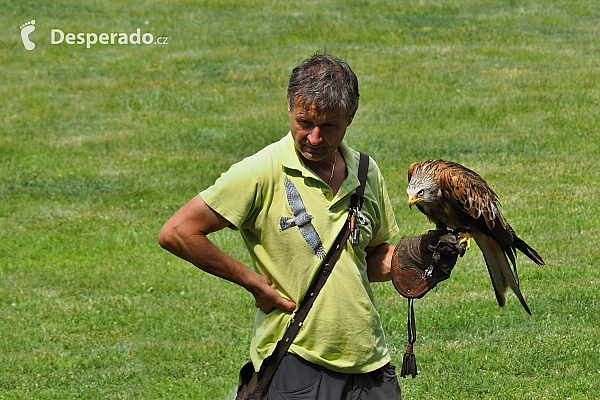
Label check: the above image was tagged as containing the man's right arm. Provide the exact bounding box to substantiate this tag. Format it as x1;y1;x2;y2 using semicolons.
158;195;296;313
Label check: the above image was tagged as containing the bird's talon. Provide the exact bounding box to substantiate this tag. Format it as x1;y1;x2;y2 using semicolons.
458;232;472;250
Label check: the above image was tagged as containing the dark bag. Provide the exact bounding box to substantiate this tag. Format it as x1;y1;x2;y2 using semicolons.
236;357;270;400
235;153;370;400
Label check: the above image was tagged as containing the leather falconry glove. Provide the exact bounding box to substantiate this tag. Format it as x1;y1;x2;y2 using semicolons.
391;229;467;378
391;229;467;299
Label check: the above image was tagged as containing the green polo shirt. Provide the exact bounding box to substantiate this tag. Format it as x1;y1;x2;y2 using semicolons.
200;132;399;374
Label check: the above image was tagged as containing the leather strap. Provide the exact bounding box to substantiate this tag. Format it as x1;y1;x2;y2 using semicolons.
249;152;370;399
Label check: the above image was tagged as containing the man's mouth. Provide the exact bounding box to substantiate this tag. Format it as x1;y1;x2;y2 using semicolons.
304;143;327;150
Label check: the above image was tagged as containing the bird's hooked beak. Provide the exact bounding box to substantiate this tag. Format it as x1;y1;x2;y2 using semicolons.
408;194;421;209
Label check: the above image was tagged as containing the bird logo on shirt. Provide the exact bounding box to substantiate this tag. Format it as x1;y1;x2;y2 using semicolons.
279;177;326;259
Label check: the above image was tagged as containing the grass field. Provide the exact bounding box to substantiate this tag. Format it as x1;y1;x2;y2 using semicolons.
1;0;599;399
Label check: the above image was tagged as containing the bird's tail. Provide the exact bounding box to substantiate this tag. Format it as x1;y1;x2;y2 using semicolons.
474;235;531;315
510;226;545;266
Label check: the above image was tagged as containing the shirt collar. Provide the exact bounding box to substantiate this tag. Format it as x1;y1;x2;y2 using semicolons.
280;132;307;174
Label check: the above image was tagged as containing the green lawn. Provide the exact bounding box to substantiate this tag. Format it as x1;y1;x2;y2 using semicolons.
1;0;599;399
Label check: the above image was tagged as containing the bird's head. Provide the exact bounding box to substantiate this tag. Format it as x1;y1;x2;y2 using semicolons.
406;170;441;209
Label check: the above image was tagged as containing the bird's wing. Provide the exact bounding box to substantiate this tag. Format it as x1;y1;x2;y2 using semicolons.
509;225;545;266
438;161;545;265
437;162;507;232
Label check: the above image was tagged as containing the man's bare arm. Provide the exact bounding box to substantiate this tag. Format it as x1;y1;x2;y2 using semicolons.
365;242;396;282
158;195;296;313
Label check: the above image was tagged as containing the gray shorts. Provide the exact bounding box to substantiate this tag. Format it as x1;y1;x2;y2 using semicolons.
267;353;402;400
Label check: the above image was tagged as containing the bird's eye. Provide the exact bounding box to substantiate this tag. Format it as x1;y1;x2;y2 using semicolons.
417;189;424;197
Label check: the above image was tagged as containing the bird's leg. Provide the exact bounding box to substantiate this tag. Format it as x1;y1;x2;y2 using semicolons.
421;222;448;237
453;228;472;250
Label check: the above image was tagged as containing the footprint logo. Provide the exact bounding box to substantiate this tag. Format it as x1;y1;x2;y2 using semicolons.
20;20;36;50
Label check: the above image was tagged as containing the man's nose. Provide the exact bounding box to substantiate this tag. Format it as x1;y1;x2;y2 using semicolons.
306;126;322;144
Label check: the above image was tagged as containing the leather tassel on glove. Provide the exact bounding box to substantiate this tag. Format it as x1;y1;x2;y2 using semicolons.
400;299;418;378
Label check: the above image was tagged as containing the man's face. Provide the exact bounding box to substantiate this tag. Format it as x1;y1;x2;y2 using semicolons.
288;99;355;163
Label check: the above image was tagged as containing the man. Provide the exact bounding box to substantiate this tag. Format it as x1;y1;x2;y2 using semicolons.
159;53;460;399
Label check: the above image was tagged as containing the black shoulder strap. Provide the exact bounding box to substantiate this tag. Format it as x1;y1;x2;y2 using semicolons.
356;152;370;199
350;152;369;246
249;152;370;399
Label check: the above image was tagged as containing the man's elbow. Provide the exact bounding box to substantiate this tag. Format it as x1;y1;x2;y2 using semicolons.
158;223;177;251
158;195;224;254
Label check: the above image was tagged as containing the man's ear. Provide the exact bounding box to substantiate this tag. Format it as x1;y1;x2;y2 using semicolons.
287;94;292;115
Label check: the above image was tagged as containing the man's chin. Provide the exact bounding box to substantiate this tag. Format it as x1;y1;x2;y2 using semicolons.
300;151;327;163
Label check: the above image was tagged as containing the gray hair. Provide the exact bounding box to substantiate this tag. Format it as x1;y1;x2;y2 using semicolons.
287;53;359;120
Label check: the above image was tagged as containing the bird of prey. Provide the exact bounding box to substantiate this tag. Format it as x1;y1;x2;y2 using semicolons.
406;159;545;314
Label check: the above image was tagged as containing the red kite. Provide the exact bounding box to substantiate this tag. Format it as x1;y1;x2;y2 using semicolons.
406;159;544;314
